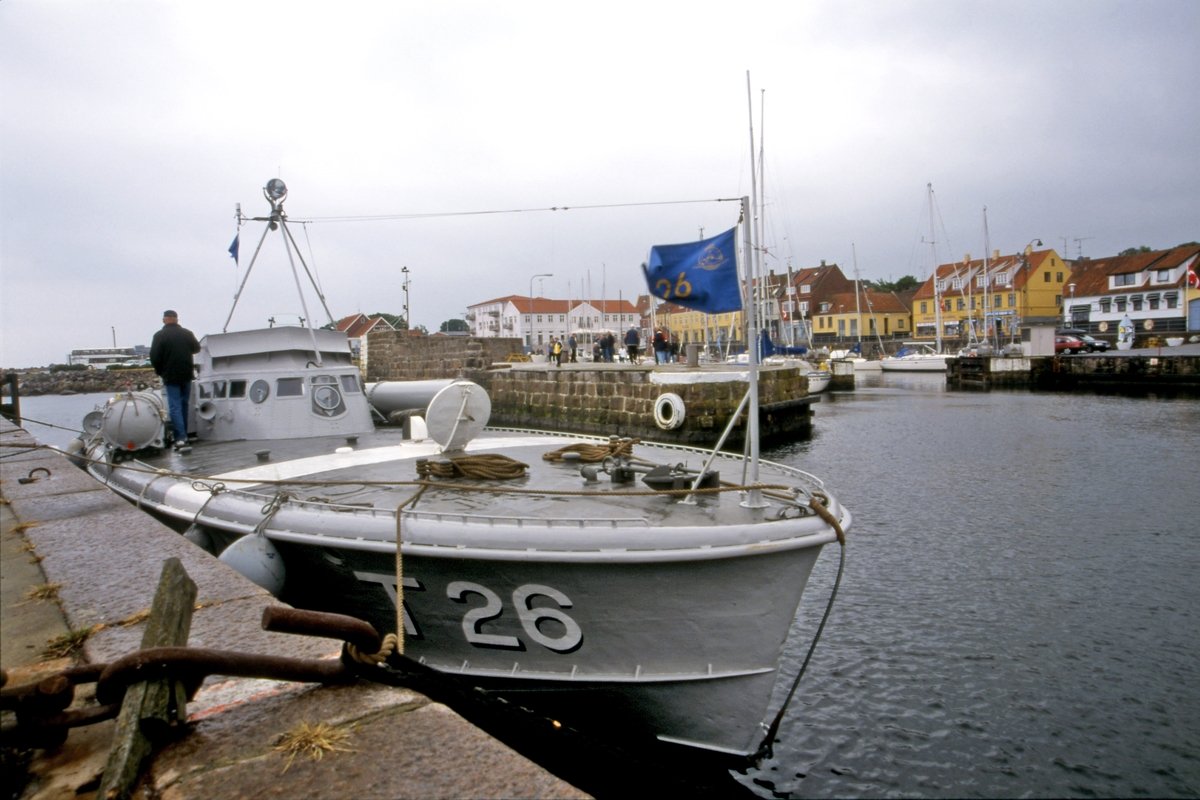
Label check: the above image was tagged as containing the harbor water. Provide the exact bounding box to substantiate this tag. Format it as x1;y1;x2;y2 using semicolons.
14;380;1200;798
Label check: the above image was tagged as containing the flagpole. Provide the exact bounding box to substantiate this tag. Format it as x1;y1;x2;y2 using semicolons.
743;70;763;506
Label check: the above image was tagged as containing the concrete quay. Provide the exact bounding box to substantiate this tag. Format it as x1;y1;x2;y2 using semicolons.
0;417;589;799
947;342;1200;393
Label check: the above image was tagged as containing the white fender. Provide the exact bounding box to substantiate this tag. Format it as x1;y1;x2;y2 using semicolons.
653;393;686;430
218;534;286;595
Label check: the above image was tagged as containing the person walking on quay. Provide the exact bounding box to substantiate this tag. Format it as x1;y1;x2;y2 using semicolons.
150;309;200;448
568;333;578;363
625;325;640;364
552;337;563;367
668;336;680;363
653;328;668;364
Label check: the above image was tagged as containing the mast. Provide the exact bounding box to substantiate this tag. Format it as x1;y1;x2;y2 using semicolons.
929;183;942;353
853;243;862;346
982;206;992;347
743;72;763;506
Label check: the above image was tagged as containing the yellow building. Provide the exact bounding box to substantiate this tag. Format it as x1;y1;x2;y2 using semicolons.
911;247;1070;340
659;304;743;346
812;290;912;343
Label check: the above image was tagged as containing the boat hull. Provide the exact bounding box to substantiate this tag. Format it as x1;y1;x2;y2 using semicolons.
276;540;827;755
880;356;948;372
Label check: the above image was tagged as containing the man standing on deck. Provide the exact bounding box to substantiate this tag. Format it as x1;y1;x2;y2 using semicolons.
150;310;200;449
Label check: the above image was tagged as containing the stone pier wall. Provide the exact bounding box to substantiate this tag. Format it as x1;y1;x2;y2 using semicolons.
364;331;522;382
485;366;813;447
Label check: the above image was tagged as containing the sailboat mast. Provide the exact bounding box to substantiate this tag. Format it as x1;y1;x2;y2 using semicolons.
982;206;992;347
743;72;762;503
853;243;862;345
929;183;942;353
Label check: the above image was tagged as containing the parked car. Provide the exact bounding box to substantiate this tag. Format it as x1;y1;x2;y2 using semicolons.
1057;329;1110;352
1055;335;1086;354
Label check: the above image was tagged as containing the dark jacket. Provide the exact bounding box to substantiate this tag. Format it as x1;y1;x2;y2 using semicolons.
150;323;200;385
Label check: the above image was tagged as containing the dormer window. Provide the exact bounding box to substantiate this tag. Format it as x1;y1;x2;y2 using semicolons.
937;280;947;291
995;271;1010;284
952;278;963;290
1113;273;1137;287
976;276;987;288
800;284;811;294
1157;269;1171;282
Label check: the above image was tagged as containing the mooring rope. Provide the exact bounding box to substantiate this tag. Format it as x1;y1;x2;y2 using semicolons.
346;632;400;665
753;495;847;763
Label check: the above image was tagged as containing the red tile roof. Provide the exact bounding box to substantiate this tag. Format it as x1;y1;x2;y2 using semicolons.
1065;245;1200;297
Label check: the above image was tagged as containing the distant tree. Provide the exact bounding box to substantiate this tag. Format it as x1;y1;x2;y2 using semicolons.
367;312;407;330
893;275;920;292
1118;246;1152;256
440;319;469;332
1178;241;1200;247
862;275;918;293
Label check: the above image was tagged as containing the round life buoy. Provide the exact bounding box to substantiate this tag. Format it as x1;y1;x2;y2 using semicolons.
653;393;686;430
1143;318;1155;330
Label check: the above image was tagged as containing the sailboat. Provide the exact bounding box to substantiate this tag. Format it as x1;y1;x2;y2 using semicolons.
882;184;950;372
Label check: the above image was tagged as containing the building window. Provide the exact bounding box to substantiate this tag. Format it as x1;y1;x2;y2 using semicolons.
1056;272;1063;282
850;319;858;336
993;295;1002;308
559;315;565;322
952;278;963;290
1115;296;1127;312
996;271;1010;284
944;300;952;312
1044;272;1051;282
536;315;543;323
1131;295;1143;311
1100;298;1112;313
937;280;947;292
1114;273;1136;287
801;285;811;294
799;301;809;315
838;319;845;335
897;318;904;328
920;301;927;313
1157;269;1171;282
1008;293;1015;307
1165;292;1179;309
1051;258;1056;266
970;297;976;310
1055;295;1062;306
524;315;530;323
1148;294;1160;310
977;276;986;288
957;298;965;311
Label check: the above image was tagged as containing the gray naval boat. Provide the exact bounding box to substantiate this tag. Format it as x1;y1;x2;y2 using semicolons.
74;180;851;759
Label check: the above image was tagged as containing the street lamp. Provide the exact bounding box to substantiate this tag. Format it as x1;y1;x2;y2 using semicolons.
401;266;411;330
529;273;552;349
1068;282;1076;326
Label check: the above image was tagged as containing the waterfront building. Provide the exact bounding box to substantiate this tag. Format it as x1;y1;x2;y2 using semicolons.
783;261;855;344
465;296;638;351
812;289;913;345
1062;244;1199;335
911;247;1069;341
333;313;395;362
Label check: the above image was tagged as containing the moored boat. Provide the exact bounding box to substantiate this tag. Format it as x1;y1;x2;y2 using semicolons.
73;179;851;760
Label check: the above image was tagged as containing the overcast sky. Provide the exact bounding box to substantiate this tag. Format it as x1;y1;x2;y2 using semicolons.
2;1;1197;366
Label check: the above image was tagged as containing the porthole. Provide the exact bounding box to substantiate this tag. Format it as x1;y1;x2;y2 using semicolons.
249;380;270;404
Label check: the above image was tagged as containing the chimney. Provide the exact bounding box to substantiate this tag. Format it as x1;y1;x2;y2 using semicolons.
964;254;971;264
1025;244;1034;255
820;260;826;267
994;249;1000;260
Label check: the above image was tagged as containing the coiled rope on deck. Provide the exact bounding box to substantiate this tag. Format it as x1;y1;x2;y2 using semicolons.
541;438;648;464
415;454;529;480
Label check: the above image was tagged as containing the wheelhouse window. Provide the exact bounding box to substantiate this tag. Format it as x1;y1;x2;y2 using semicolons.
277;378;304;397
229;380;247;398
340;374;362;393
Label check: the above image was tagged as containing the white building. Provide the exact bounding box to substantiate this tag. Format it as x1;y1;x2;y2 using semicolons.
466;296;640;352
1064;245;1198;335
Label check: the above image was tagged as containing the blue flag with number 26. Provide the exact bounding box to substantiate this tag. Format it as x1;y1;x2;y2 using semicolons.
642;226;742;314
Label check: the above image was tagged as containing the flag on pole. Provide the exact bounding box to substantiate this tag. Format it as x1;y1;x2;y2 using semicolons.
642;226;742;314
1186;254;1199;289
228;234;240;265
